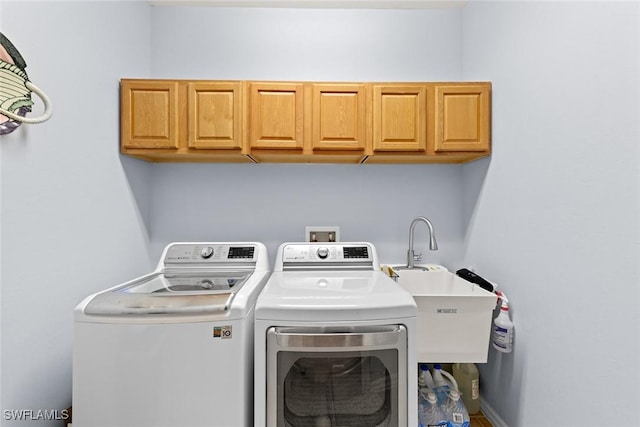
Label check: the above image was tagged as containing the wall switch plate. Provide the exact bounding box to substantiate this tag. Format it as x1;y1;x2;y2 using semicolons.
305;226;341;242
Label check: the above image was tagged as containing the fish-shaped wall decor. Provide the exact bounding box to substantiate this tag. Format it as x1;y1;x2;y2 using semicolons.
0;32;52;135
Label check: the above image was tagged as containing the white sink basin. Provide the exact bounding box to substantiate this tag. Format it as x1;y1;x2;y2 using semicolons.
392;268;497;363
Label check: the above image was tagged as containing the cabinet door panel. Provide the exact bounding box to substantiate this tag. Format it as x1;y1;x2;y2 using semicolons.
188;82;242;150
435;84;490;152
312;84;366;151
373;85;427;152
121;80;179;149
250;83;304;150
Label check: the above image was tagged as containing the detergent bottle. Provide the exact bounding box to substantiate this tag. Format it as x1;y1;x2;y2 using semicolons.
452;363;480;415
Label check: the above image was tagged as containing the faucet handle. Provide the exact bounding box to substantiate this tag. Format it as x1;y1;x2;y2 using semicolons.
413;253;423;262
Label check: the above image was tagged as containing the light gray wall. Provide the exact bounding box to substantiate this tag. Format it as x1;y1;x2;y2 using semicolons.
146;6;468;265
3;3;638;427
149;7;463;81
148;163;464;265
0;2;152;425
0;4;468;425
461;2;640;426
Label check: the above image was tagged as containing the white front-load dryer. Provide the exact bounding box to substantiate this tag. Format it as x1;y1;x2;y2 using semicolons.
254;242;418;427
73;242;270;427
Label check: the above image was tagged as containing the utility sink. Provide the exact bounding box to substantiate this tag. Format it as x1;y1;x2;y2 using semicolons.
390;265;431;272
392;268;498;363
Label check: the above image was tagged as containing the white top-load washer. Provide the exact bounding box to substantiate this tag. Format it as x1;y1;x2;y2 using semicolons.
254;242;418;427
73;242;270;427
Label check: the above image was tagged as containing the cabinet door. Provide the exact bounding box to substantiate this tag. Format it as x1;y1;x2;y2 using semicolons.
249;82;304;150
188;82;243;150
312;84;367;151
121;80;179;149
372;85;427;152
434;84;490;152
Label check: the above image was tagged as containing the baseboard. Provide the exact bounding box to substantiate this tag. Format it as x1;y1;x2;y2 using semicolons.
480;399;508;427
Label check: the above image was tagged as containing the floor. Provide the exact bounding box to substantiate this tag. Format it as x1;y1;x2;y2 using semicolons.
66;412;493;426
471;410;494;427
66;406;494;426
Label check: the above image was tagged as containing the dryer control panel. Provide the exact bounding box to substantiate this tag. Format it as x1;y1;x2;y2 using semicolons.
278;243;378;271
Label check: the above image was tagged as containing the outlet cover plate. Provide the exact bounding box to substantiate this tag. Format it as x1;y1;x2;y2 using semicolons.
305;226;341;242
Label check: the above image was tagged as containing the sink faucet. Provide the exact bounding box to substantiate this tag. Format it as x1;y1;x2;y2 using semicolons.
407;216;438;269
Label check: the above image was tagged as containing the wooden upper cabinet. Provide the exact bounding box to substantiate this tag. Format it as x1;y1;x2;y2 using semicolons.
187;81;243;150
121;79;251;162
434;83;491;152
372;85;427;152
120;79;491;163
249;82;304;150
249;82;367;162
312;84;367;151
121;80;179;149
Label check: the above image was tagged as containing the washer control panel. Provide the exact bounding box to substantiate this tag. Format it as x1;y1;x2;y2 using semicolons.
280;243;375;269
163;243;257;265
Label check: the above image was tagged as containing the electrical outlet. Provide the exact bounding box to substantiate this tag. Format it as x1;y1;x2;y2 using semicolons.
305;226;341;242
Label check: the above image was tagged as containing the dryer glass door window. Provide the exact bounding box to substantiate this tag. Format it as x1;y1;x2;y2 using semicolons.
266;325;407;427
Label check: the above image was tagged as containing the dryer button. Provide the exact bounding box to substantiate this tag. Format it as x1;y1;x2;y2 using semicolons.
200;247;214;259
317;247;329;259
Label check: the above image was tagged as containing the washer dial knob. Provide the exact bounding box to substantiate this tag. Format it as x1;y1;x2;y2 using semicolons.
317;247;329;259
200;246;214;259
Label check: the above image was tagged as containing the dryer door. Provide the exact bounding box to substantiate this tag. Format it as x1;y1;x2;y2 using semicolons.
266;325;407;427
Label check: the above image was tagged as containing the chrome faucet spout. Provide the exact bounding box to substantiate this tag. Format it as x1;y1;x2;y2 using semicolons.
407;216;438;269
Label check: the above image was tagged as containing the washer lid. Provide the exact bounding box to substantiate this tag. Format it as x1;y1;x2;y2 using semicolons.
84;271;252;316
255;271;416;322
